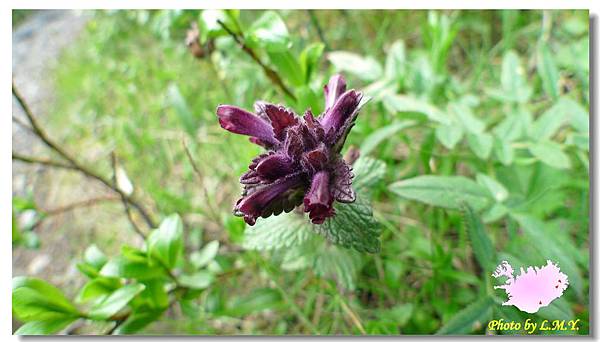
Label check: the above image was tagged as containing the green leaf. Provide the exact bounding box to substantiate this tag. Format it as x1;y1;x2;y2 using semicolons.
360;120;415;156
267;50;304;87
450;102;485;134
112;309;165;335
531;97;588;140
243;211;317;251
314;244;363;289
99;256;166;280
84;244;108;270
348;148;383;186
389;175;491;210
511;214;583;300
476;174;508;202
493;136;514;166
198;10;229;43
467;132;493;160
226;288;283;317
498;50;532;103
384;40;406;81
537;43;560;100
327;51;383;82
15;316;78;335
529;141;571;169
313;194;382;253
296;86;322;115
166;84;196;137
190;240;220;269
461;204;496;271
12;277;79;321
77;277;122;303
248;11;290;52
435;123;464;149
299;43;324;83
436;296;494;334
178;270;214;290
383;94;450;124
146;214;184;269
88;283;146;320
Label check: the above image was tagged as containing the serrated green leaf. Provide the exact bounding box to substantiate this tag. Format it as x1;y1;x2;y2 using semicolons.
313;195;382;253
435;123;464;149
351;157;387;193
314;244;363;289
383;94;450;124
529;141;571;169
537;43;560;100
190;240;220;269
15;316;78;335
88;283;145;320
467;132;493;160
146;214;184;269
360;120;415;156
327;51;383;82
243;212;316;251
12;277;79;322
389;175;491;210
461;204;496;271
436;296;493;334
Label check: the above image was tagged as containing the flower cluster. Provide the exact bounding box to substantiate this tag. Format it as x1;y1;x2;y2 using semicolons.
216;74;364;225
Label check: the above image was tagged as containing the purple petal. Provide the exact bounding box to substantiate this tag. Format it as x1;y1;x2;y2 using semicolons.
255;153;295;181
255;101;298;140
303;171;335;224
235;173;304;225
323;74;347;111
331;158;356;203
301;143;329;173
217;105;277;145
318;90;362;139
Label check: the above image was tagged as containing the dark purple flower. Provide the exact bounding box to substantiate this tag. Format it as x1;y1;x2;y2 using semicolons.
216;74;364;225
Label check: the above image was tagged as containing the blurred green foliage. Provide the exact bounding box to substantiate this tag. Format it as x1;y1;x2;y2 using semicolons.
13;9;589;335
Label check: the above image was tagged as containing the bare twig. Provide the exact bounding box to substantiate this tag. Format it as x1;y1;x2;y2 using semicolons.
43;195;120;216
111;152;147;240
182;139;221;224
12;82;157;228
13;152;79;171
216;20;297;101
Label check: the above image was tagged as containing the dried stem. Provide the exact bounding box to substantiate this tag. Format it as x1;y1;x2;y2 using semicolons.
13;152;79;171
12;82;157;228
216;20;297;101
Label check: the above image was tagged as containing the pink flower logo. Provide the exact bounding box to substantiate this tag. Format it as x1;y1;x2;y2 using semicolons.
492;260;569;313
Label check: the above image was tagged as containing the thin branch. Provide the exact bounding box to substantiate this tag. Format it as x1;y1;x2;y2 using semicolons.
307;10;330;50
13;152;79;171
43;195;120;216
182;139;221;224
216;20;297;101
12;82;157;228
111;152;147;240
12;116;35;134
